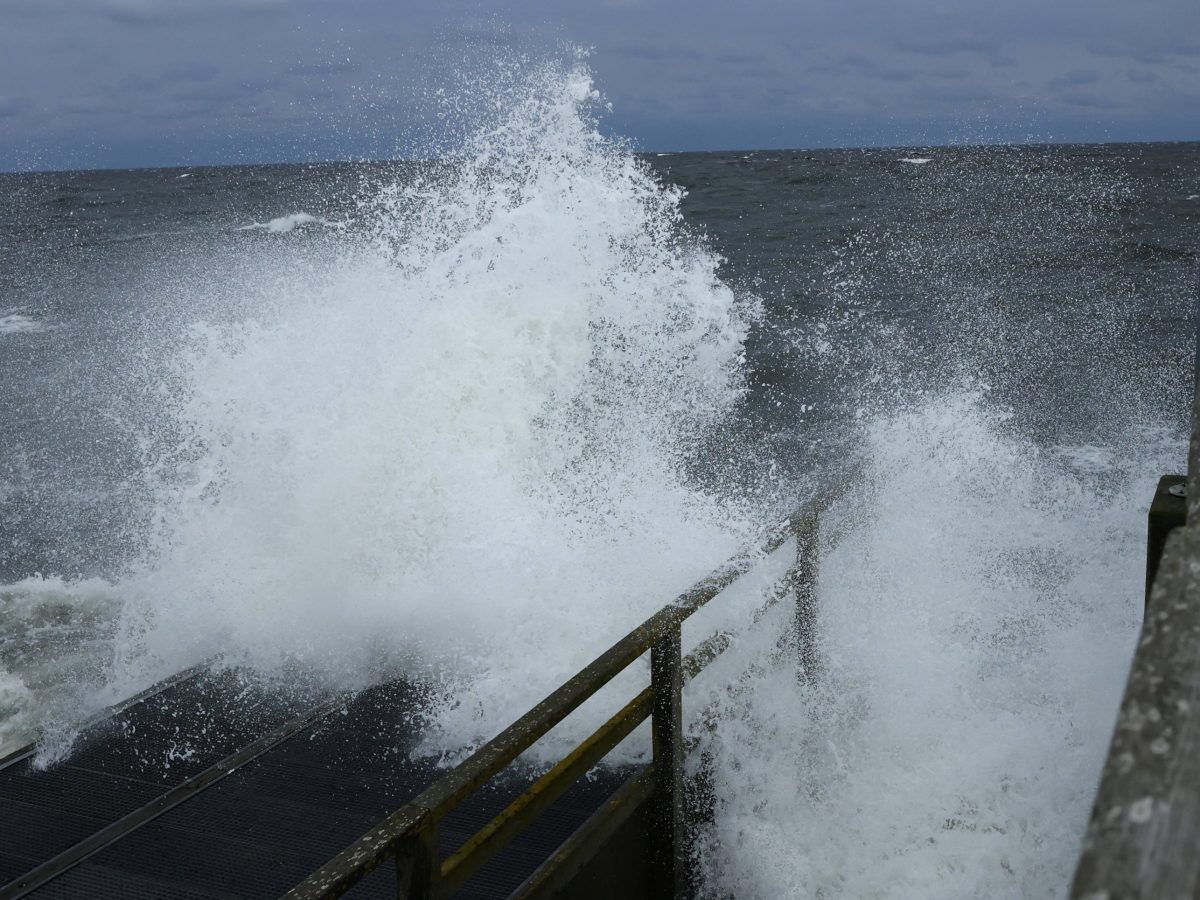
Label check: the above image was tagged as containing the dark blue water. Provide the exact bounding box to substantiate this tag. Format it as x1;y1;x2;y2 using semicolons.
2;144;1196;582
0;135;1197;899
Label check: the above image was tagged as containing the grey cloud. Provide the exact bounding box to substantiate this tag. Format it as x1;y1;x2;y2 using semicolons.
895;35;1001;56
118;63;219;93
808;54;919;83
167;81;265;105
165;63;220;82
1046;70;1101;90
287;60;363;78
618;43;707;63
1059;91;1122;111
60;95;128;117
100;0;290;25
714;51;758;66
893;34;1015;68
911;82;998;105
1089;34;1200;64
0;95;27;117
0;0;1197;170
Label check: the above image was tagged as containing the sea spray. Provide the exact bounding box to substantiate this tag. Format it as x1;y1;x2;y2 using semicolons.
1;59;1190;900
692;393;1177;899
7;59;767;763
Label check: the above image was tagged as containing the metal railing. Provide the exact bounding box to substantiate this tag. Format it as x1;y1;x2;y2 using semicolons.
282;475;854;900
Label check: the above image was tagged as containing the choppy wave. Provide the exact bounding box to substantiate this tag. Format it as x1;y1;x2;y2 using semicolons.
0;53;1188;900
3;58;762;764
0;313;47;335
237;212;344;234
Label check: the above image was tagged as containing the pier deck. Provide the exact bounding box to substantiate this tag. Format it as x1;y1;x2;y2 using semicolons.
0;668;630;899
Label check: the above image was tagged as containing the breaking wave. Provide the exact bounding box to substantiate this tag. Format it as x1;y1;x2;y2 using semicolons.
4;58;764;765
0;51;1187;900
690;397;1178;899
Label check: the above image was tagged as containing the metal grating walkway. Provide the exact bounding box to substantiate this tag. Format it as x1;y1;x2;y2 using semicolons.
0;669;630;899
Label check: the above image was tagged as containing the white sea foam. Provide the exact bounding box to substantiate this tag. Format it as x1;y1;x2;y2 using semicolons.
0;55;1179;900
5;59;762;764
0;313;46;335
694;394;1173;900
0;668;35;757
1187;194;1199;200
0;577;124;761
237;212;343;234
901;157;934;165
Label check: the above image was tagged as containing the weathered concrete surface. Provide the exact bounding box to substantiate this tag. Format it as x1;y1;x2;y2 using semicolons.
1071;525;1200;900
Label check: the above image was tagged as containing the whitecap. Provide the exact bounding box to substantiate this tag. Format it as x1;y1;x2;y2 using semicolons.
0;313;46;335
900;157;934;165
237;212;344;234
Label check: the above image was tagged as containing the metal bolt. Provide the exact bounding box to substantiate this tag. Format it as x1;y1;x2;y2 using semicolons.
1169;484;1187;498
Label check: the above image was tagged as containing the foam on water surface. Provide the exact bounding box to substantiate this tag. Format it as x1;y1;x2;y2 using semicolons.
237;211;343;233
0;313;47;335
693;395;1175;899
0;54;1189;898
2;58;763;765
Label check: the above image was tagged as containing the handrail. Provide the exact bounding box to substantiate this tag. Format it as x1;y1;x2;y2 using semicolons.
283;470;856;900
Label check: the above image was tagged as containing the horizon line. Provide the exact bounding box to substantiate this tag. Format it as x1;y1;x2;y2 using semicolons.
2;136;1198;176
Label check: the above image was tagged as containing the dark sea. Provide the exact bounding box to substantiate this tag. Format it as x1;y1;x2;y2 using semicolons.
3;143;1195;579
1;73;1198;899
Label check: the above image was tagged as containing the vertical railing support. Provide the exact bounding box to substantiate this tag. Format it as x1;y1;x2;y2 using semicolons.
792;510;820;685
394;812;439;900
1146;474;1187;607
651;626;684;898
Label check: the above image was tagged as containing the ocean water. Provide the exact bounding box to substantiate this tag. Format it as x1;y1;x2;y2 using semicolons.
1;61;1198;898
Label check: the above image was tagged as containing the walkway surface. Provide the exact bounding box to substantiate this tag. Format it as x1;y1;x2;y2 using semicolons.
0;668;629;899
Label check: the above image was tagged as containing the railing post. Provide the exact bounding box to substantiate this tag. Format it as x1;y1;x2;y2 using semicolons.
651;626;684;898
394;813;439;900
1146;475;1187;607
792;510;820;685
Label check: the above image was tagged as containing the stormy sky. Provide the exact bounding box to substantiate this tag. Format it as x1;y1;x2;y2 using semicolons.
1;0;1197;171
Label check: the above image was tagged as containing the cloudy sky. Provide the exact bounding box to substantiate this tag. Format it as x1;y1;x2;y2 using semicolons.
1;0;1197;171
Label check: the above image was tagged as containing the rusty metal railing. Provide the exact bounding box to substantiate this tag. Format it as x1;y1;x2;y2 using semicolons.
282;475;854;900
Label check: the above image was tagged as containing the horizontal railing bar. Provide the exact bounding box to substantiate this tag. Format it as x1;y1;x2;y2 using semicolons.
509;766;657;900
683;631;733;681
284;473;860;899
280;801;430;899
683;570;798;682
283;526;791;899
441;604;775;892
409;521;798;823
440;687;654;893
